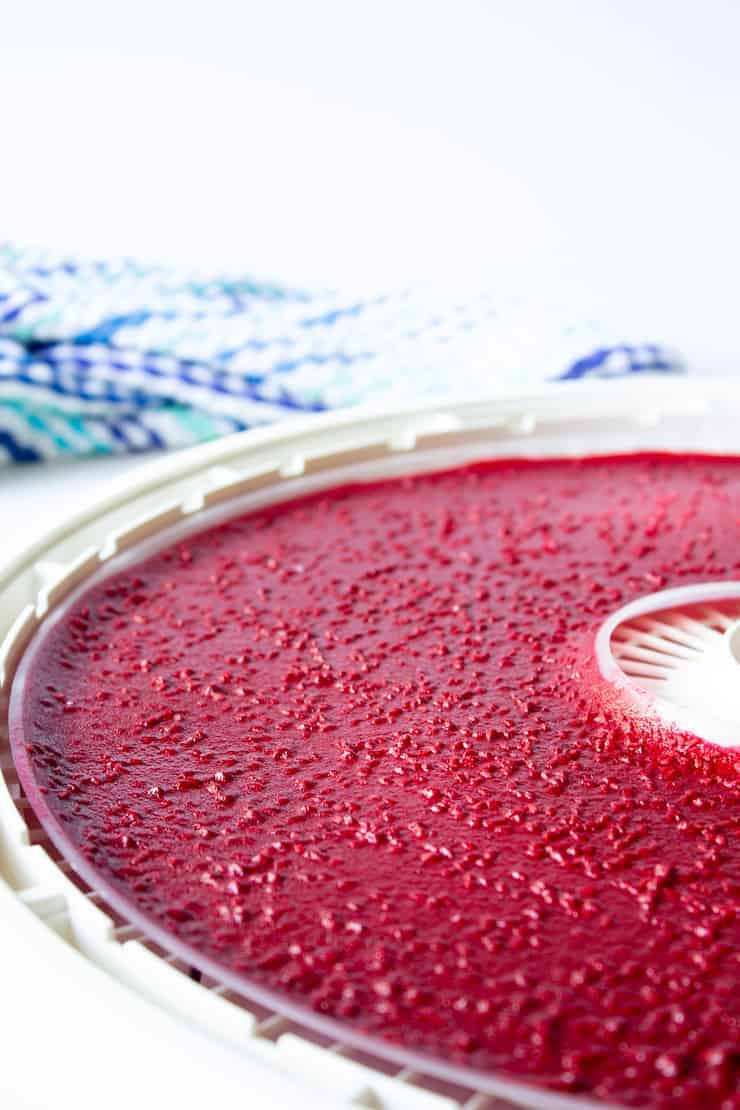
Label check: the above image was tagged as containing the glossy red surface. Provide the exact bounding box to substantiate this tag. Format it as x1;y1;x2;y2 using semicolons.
16;456;740;1107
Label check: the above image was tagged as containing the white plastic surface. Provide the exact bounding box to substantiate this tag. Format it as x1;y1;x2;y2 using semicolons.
0;878;337;1110
726;621;740;663
596;584;740;748
2;378;740;1110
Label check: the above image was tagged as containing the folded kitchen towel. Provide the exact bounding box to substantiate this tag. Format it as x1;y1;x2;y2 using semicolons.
0;244;683;464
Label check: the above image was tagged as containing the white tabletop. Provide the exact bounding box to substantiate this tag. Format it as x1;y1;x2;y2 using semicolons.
0;454;146;565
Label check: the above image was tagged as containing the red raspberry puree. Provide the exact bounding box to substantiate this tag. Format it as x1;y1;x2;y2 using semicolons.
15;455;740;1107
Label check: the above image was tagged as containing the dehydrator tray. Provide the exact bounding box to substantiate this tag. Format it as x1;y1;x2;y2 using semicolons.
1;377;738;1110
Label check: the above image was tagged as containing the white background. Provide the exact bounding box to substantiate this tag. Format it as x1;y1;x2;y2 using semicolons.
2;0;740;363
2;0;740;557
3;0;739;556
0;6;739;1105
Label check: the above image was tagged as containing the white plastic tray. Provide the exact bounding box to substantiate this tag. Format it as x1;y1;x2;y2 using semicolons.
2;377;739;1110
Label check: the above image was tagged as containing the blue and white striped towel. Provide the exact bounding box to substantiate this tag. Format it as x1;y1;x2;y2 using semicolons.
0;244;683;464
